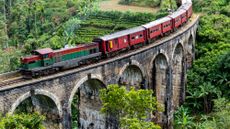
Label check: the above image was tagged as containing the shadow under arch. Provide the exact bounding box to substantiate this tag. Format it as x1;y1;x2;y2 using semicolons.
69;74;107;129
172;43;185;110
150;53;169;127
119;65;144;89
118;60;146;89
186;34;195;68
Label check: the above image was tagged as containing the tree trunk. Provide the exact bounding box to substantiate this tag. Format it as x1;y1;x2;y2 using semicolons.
204;96;208;113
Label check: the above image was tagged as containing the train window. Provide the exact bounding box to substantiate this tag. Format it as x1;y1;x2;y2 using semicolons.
124;39;127;43
90;49;94;54
176;19;179;23
43;54;48;58
165;24;168;28
28;61;35;64
132;37;135;40
140;34;143;38
114;39;118;46
135;35;139;39
150;30;153;33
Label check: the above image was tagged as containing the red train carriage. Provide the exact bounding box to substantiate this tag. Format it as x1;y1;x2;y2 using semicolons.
142;20;162;41
168;9;186;29
180;9;187;24
93;26;146;56
180;2;193;18
128;27;146;46
160;17;173;35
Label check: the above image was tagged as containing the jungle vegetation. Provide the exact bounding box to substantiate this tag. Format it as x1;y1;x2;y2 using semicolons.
173;0;230;128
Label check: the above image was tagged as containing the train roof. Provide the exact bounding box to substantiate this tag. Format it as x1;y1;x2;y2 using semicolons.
54;43;98;53
179;2;192;10
98;26;145;41
33;48;53;55
142;17;172;28
168;9;186;18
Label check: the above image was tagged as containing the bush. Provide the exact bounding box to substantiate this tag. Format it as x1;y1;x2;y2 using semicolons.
0;113;45;129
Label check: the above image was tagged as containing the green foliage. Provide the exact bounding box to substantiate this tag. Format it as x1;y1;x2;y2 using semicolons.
73;10;157;44
184;0;230;114
197;14;230;43
99;84;160;129
173;1;230;128
4;0;99;50
160;0;177;12
0;113;45;129
0;48;23;73
71;92;79;129
186;44;230;113
198;98;230;129
174;98;230;129
192;0;229;13
174;106;195;129
121;117;161;129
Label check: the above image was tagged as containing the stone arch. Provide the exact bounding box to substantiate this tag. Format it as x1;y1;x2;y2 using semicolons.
9;89;62;116
69;74;106;129
150;52;170;126
9;89;63;129
118;60;146;89
151;53;169;106
186;34;195;68
172;43;185;110
68;74;104;112
9;92;31;114
150;53;169;125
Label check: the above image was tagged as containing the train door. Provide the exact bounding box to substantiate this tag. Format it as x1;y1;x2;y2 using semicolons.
42;54;54;66
54;53;62;63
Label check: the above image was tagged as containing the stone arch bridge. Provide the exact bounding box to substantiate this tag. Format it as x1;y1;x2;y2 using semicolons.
0;16;199;129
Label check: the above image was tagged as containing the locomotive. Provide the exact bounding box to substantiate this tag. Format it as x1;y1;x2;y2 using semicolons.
20;2;192;78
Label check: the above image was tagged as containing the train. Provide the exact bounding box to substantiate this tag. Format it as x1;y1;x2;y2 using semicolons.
20;2;192;78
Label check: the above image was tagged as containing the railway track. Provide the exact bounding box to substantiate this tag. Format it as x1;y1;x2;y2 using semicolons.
0;77;26;87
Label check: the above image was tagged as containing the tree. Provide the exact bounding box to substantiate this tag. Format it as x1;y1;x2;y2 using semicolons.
0;47;22;73
0;0;9;48
160;0;177;12
99;84;161;129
